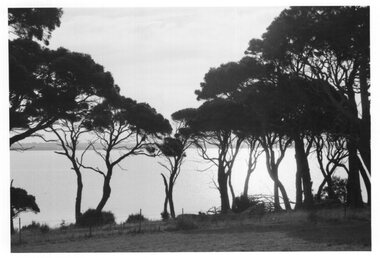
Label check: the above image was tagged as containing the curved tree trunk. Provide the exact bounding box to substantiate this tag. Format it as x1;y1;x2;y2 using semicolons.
228;173;236;210
277;179;291;210
316;175;336;200
358;162;371;206
96;174;112;212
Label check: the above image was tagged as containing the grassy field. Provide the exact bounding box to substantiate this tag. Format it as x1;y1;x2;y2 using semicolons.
11;208;371;252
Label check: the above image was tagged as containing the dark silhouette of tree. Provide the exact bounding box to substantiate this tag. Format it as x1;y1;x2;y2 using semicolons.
11;183;40;234
81;97;172;212
241;137;263;198
247;6;370;207
157;132;192;219
48;119;89;224
174;99;246;212
40;49;120;224
8;8;63;45
314;136;349;201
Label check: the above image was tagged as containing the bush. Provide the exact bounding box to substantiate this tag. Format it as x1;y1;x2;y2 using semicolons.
40;224;50;234
77;209;116;227
161;211;169;221
175;218;198;230
126;213;147;224
22;221;50;233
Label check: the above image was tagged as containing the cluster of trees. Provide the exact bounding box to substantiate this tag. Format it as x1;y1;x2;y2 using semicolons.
174;6;370;213
10;7;370;229
9;8;172;227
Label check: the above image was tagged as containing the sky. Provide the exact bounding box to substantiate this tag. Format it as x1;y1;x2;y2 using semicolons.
48;7;285;120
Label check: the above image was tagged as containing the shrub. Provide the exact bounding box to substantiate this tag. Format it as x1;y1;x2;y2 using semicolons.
40;224;50;234
77;209;116;227
176;218;198;230
22;221;50;233
126;213;147;224
161;211;169;221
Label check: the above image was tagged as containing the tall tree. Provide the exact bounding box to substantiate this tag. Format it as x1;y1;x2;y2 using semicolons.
157;132;192;219
81;97;172;212
174;99;246;213
42;49;120;223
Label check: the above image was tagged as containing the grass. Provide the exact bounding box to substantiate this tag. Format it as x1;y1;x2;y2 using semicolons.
11;207;371;252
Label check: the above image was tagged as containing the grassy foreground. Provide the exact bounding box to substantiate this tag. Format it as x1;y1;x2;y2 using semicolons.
11;208;371;252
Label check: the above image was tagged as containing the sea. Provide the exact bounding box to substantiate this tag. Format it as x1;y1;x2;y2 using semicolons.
10;148;362;228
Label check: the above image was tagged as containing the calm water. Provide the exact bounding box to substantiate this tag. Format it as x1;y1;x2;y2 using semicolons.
10;148;358;227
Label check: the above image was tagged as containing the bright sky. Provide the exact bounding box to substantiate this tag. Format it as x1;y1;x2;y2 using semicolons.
48;7;285;119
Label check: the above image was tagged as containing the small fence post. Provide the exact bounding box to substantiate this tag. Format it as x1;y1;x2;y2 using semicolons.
138;209;142;233
18;217;21;244
182;208;184;217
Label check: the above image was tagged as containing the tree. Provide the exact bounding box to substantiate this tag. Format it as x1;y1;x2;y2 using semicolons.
81;97;172;212
48;119;89;224
9;8;63;45
247;7;369;207
41;49;120;223
11;183;40;234
241;136;263;198
174;99;246;212
314;136;349;201
157;133;192;219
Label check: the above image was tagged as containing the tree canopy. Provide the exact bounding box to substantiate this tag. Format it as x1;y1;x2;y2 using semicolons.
9;8;63;45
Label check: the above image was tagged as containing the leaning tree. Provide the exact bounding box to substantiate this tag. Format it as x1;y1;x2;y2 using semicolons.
81;97;172;212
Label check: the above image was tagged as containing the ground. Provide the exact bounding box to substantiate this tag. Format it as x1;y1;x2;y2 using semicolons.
11;209;371;252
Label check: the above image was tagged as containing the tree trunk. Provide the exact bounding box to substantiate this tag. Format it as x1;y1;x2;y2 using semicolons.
168;183;176;219
218;165;230;213
359;58;371;175
96;174;112;212
295;168;303;209
243;172;250;198
316;175;335;200
277;179;292;210
228;173;236;210
273;181;281;211
346;139;363;207
11;214;15;234
294;136;313;209
74;168;83;223
358;162;371;206
163;196;168;216
161;173;169;217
